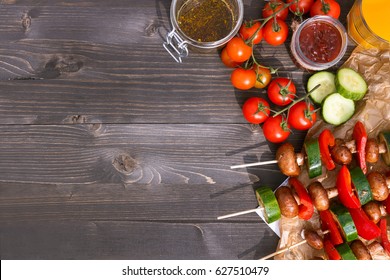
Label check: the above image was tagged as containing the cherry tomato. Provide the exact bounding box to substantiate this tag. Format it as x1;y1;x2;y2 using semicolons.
252;64;272;89
310;0;340;19
287;101;317;130
220;47;241;68
262;0;289;20
262;115;291;143
263;19;289;46
267;77;296;106
225;37;252;63
239;21;263;45
287;0;314;15
242;97;270;124
230;68;257;90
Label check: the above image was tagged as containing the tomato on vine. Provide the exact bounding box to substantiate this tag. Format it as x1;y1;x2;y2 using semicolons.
310;0;340;19
287;0;314;15
225;37;252;63
287;101;317;130
263;18;289;46
267;77;296;106
220;47;241;68
262;0;289;20
231;68;257;90
252;64;272;89
242;97;270;124
262;115;291;143
239;21;263;44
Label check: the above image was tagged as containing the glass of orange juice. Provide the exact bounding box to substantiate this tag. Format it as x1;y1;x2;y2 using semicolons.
347;0;390;49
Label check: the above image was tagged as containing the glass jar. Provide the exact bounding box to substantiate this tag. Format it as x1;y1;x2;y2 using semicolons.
347;0;390;49
163;0;244;63
290;16;348;71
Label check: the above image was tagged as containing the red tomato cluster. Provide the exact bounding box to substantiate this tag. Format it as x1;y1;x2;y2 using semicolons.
286;0;340;18
220;0;340;143
221;0;343;91
241;77;317;143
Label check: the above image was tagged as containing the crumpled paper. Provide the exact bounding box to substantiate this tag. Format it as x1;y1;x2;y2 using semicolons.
275;47;390;260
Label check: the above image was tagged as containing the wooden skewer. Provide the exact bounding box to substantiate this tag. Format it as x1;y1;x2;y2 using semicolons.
259;230;330;260
230;153;304;170
259;239;308;260
217;207;261;220
230;160;278;169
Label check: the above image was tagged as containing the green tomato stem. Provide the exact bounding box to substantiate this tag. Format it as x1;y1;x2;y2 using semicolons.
245;0;296;45
273;83;321;117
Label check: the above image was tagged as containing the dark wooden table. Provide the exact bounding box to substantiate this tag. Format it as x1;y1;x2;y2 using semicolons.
0;0;355;260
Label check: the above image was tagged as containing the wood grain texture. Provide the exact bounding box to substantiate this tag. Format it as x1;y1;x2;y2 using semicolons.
0;220;279;260
0;0;355;125
0;0;356;260
0;123;293;259
0;124;303;185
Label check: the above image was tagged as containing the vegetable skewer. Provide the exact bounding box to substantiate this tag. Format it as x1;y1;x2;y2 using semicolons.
230;138;386;172
231;122;390;179
218;169;390;220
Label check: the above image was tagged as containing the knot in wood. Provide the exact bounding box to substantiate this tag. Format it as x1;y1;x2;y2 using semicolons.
249;123;261;133
40;56;83;79
71;115;87;124
144;20;160;37
63;115;87;124
89;123;102;133
21;13;31;30
113;154;138;174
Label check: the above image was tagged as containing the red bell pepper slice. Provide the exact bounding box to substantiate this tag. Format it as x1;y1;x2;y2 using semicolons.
324;239;342;260
380;218;390;254
319;129;336;170
336;165;361;209
353;121;367;174
348;207;381;240
319;210;343;245
289;177;314;220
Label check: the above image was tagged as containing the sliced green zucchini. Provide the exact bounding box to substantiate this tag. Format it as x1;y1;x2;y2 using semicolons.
335;68;368;101
307;71;336;104
322;93;355;126
255;187;281;224
350;166;373;205
330;203;358;242
379;131;390;165
335;243;357;260
304;139;322;178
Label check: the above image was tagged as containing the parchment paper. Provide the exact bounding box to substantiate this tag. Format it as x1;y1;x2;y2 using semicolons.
275;47;390;260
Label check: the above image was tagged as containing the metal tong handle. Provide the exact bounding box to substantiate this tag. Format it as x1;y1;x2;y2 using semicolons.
163;29;189;63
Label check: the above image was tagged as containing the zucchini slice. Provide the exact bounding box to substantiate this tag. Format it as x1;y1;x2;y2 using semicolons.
330;203;358;242
335;243;357;260
255;187;281;224
379;131;390;165
307;71;336;104
335;68;368;101
322;93;355;126
350;166;373;205
304;139;322;178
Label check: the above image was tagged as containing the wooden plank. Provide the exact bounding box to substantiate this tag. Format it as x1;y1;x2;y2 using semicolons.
0;182;267;222
0;220;278;259
0;124;303;186
0;0;356;125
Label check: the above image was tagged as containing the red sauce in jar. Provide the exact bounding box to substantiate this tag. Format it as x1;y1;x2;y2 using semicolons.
299;21;342;63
